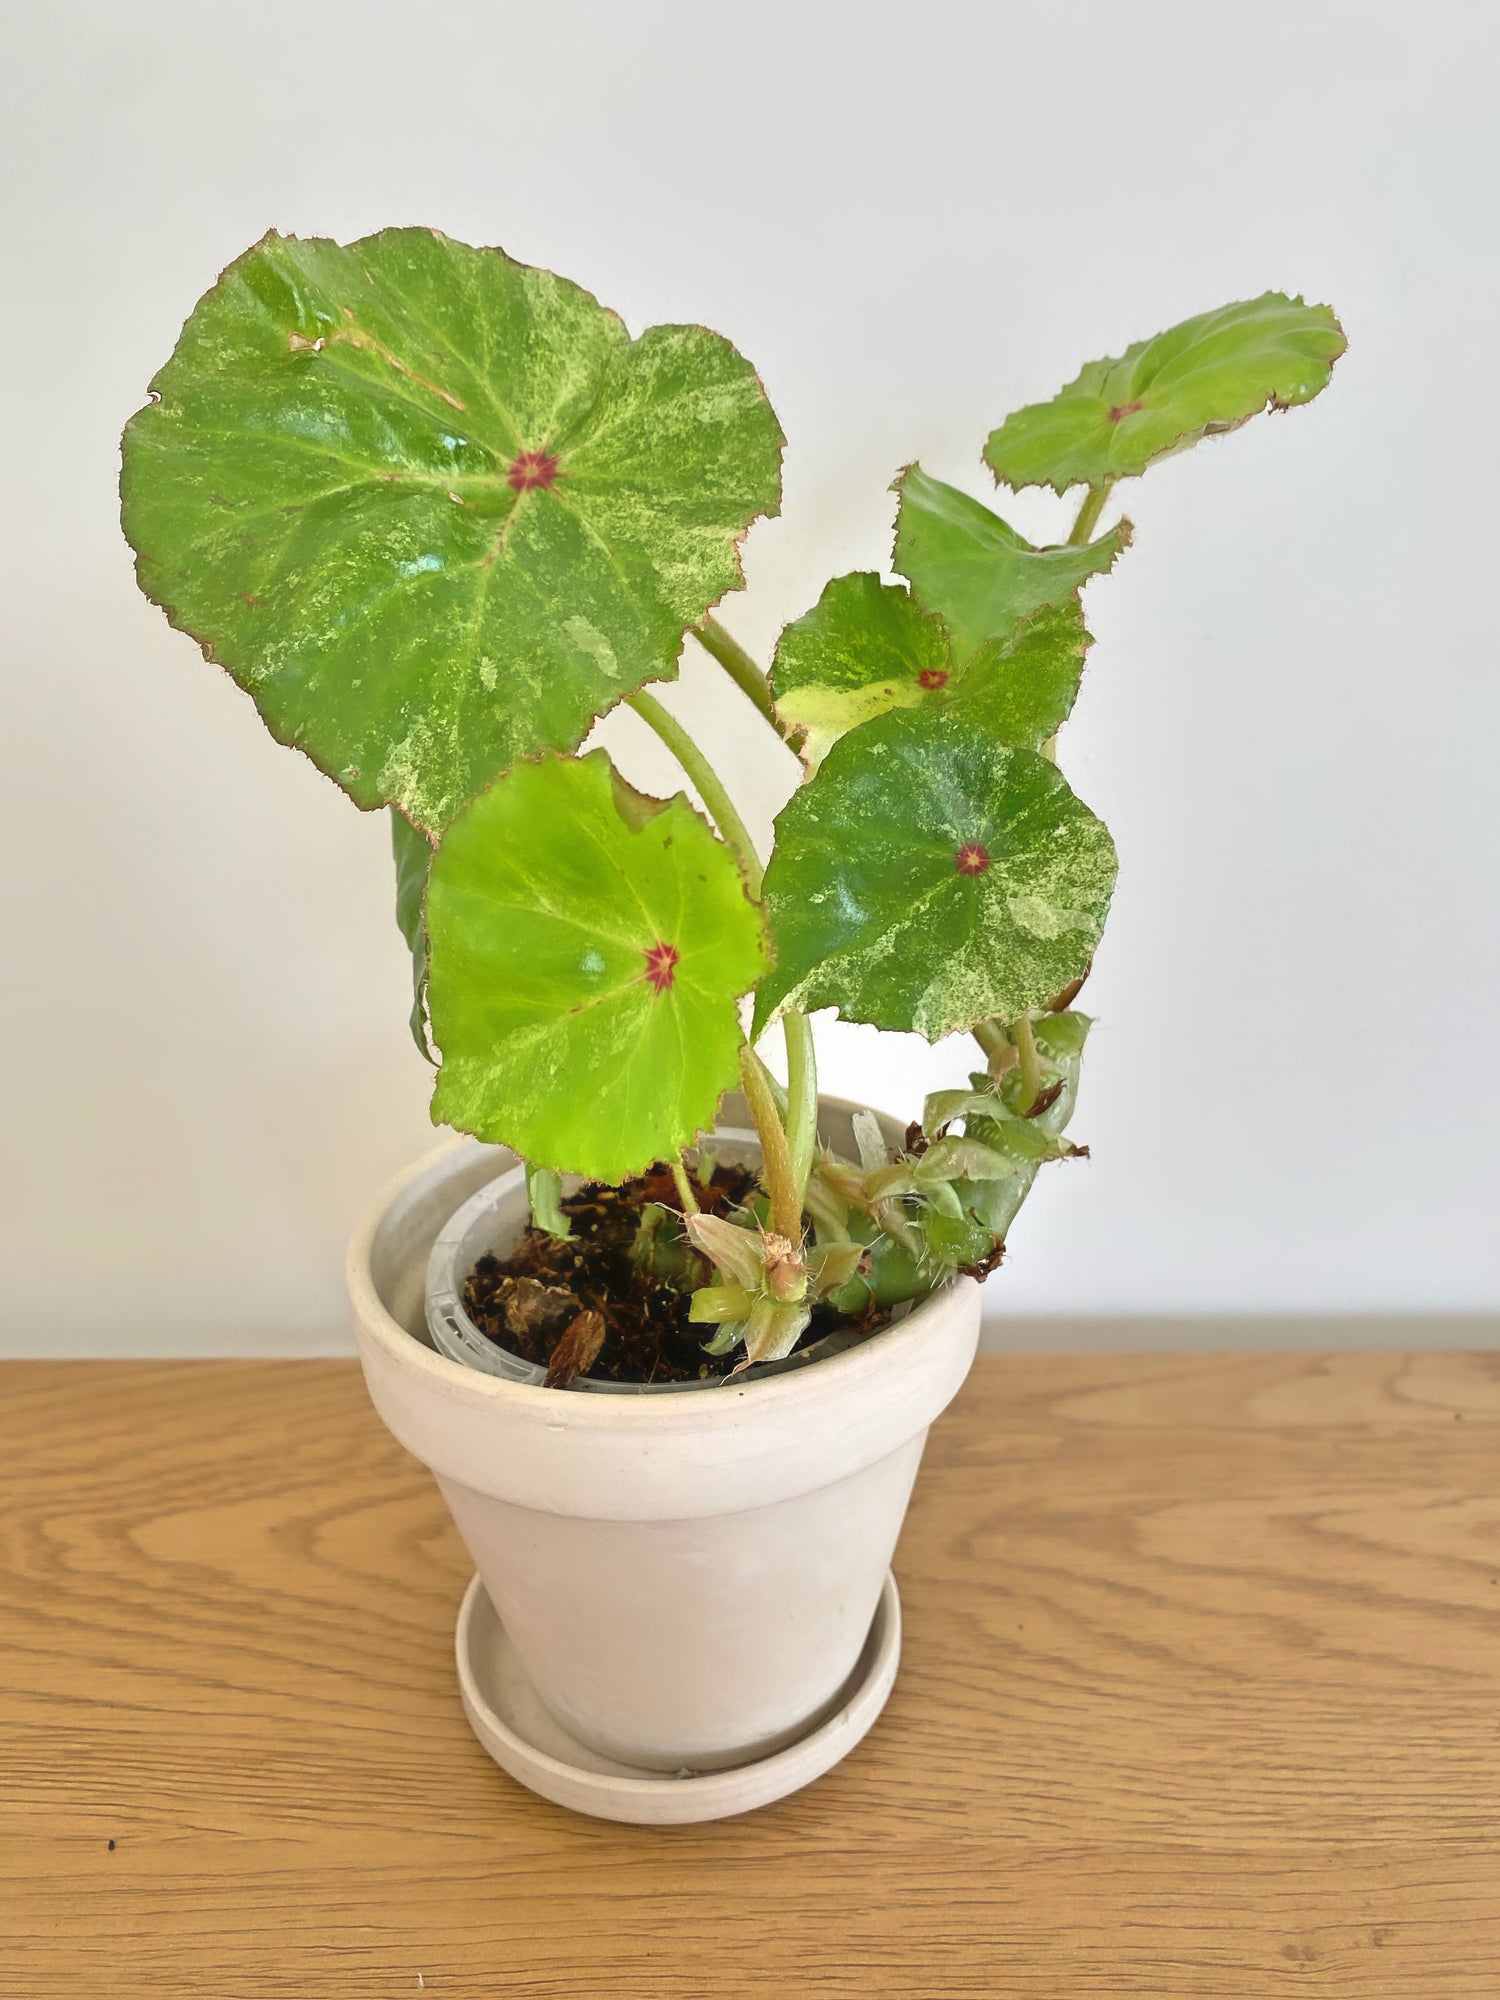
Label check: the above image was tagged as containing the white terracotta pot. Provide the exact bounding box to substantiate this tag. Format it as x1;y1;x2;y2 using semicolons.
346;1098;981;1783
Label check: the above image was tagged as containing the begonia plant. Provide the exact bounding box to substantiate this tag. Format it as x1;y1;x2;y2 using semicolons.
121;231;1343;1369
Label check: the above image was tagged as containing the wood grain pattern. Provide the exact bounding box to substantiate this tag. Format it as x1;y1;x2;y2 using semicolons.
3;1353;1499;1997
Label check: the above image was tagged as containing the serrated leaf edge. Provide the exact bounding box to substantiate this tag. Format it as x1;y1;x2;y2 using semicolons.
426;747;770;1177
981;292;1348;496
121;228;786;834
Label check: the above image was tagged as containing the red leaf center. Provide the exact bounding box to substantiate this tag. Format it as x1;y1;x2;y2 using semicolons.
918;668;949;690
506;449;561;492
955;843;991;876
1107;399;1144;423
643;941;679;993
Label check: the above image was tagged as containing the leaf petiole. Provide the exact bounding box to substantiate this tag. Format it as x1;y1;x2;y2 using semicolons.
782;1009;818;1215
739;1042;804;1245
629;679;820;1205
628;690;763;897
677;622;823;1216
972;1018;1010;1063
1066;482;1110;547
669;1154;702;1217
694;615;783;734
1011;1011;1043;1113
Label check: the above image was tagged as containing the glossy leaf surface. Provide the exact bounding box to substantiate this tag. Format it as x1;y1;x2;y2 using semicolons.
121;229;784;829
892;466;1127;660
983;292;1346;493
753;711;1117;1039
426;751;767;1180
771;571;1091;771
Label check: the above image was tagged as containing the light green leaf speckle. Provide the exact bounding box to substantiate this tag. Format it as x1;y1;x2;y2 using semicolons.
426;749;768;1181
771;573;945;770
121;228;784;829
771;569;1093;770
754;710;1116;1040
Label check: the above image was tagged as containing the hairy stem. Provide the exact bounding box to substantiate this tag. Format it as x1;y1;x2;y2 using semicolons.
739;1042;803;1243
670;1153;701;1216
1066;483;1109;547
694;615;782;732
782;1010;818;1212
762;1061;790;1124
628;689;764;896
972;1018;1010;1063
1011;1011;1043;1113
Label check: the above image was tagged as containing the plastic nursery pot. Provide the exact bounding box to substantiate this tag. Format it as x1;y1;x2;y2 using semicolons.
345;1094;982;1820
424;1117;883;1392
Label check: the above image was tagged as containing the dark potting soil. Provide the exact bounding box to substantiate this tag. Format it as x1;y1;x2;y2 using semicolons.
461;1160;886;1388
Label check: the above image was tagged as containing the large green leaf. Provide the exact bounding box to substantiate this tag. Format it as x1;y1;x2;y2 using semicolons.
753;710;1117;1040
892;466;1128;658
390;807;435;1062
983;292;1346;494
426;750;768;1181
771;571;1091;771
121;228;785;830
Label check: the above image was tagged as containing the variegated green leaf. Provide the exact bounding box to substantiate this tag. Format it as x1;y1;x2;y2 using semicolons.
771;573;947;770
426;750;768;1181
753;710;1117;1039
771;570;1092;771
121;228;784;830
983;292;1346;494
892;466;1128;664
949;599;1091;749
390;807;435;1061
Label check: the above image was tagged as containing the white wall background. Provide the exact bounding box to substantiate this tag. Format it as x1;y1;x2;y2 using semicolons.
2;0;1496;1355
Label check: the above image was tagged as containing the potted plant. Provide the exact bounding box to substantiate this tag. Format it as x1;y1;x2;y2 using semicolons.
121;231;1343;1822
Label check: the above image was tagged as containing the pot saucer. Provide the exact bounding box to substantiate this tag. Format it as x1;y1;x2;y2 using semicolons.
454;1570;901;1825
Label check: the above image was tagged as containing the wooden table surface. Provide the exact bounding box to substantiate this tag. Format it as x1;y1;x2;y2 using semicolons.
3;1353;1498;1997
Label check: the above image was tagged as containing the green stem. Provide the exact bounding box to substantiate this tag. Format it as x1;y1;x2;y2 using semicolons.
634;654;809;1228
739;1042;803;1243
694;616;781;733
627;690;763;896
670;1153;701;1216
972;1018;1010;1062
1066;483;1109;547
782;1010;818;1212
762;1062;790;1124
1012;1011;1042;1113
